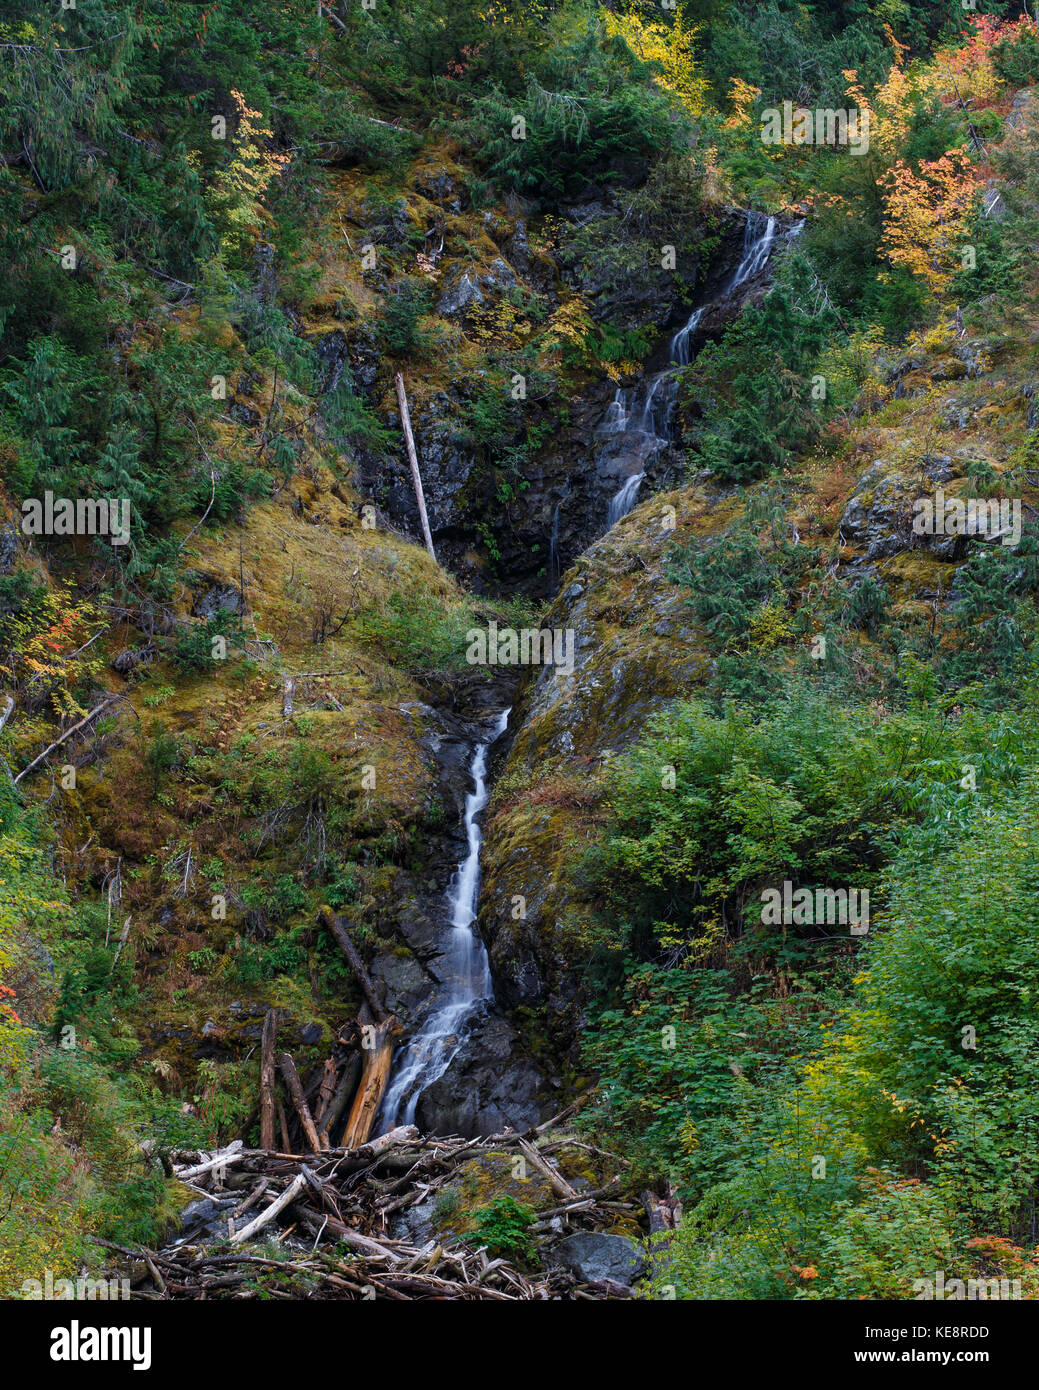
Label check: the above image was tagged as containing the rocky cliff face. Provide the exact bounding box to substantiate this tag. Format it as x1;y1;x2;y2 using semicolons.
333;174;785;596
477;486;718;1054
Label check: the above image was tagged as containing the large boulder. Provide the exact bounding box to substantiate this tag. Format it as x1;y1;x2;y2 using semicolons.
550;1232;648;1286
478;499;710;1047
191;577;245;619
369;951;433;1030
435;257;517;317
415;1007;547;1138
838;456;980;562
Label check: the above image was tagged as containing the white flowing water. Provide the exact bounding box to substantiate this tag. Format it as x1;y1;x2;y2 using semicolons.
549;501;561;581
602;211;779;526
606;471;646;526
378;707;510;1131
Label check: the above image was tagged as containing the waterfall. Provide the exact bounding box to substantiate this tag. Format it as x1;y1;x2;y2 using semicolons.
728;211;777;290
379;707;510;1131
606;471;646;526
602;211;781;528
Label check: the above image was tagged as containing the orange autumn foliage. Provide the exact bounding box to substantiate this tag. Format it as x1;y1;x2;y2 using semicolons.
880;149;979;295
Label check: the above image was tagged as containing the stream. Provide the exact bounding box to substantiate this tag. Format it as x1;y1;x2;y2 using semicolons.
378;211;793;1139
378;708;511;1131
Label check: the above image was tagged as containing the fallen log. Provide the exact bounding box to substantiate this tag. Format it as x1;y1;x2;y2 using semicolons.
229;1172;307;1245
347;1123;419;1164
176;1141;245;1183
296;1207;401;1260
231;1179;269;1219
518;1138;578;1201
278;1052;326;1152
532;1085;598;1135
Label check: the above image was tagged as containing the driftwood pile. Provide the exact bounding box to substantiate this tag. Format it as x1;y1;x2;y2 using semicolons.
105;1107;640;1300
100;907;648;1299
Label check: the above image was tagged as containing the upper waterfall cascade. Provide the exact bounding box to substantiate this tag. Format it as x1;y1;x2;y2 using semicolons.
602;212;782;526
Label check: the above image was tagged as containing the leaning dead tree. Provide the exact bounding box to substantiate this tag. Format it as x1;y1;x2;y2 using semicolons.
14;693;119;783
393;370;437;562
318;905;400;1148
255;909;400;1156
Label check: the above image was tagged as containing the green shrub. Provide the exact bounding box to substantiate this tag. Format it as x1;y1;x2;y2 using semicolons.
470;1195;537;1263
467;24;688;201
993;24;1039;85
352;591;475;673
585;968;830;1201
651;736;1039;1298
171;611;244;673
377;279;434;358
845;574;889;634
143;723;181;794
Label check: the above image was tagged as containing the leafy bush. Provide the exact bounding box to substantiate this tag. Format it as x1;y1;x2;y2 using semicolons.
143;724;181;795
586;968;830;1200
583;683;1019;972
470;1195;537;1263
652;740;1039;1298
667;521;778;644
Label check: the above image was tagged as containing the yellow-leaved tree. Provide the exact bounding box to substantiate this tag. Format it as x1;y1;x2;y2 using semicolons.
844;27;980;300
209;90;289;261
600;7;708;118
880;150;979;296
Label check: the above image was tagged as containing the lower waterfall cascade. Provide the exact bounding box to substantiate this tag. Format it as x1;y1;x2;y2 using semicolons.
377;707;511;1132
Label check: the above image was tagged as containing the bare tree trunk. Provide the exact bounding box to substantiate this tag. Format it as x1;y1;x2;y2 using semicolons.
276;1097;292;1153
110;917;133;972
312;1057;338;1129
260;1010;277;1151
318;1053;361;1147
340;1013;395;1149
278;1053;326;1152
393;371;437;562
